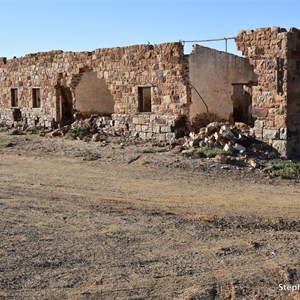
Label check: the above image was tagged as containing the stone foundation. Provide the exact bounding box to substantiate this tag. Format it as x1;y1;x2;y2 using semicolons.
112;114;177;141
0;108;53;128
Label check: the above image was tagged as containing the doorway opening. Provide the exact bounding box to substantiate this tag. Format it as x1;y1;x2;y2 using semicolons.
231;83;254;126
55;75;74;126
60;86;73;125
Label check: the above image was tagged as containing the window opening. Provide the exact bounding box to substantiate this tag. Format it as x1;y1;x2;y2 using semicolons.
277;58;284;95
11;88;18;107
32;88;41;108
138;87;151;112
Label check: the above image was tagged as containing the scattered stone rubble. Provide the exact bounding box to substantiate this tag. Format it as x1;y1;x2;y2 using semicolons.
168;121;279;167
4;113;280;169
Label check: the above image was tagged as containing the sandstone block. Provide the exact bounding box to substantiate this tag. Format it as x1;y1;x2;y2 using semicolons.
272;140;287;156
138;117;145;125
263;128;279;140
274;115;286;128
158;134;166;141
139;132;146;140
160;126;170;133
132;117;139;124
252;107;269;118
141;125;148;132
146;132;153;139
152;124;161;133
135;124;142;132
91;133;101;142
162;95;171;104
166;132;175;140
223;143;234;153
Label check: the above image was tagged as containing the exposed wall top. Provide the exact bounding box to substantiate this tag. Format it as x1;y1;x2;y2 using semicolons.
0;41;189;124
1;42;183;62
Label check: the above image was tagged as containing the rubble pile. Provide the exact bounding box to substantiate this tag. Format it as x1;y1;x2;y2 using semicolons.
170;121;279;166
58;118;279;163
5;114;281;168
45;115;123;140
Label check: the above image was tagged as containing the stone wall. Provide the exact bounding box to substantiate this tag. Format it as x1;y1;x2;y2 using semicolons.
286;28;300;157
1;30;299;156
74;71;114;115
112;114;178;141
0;43;189;135
236;27;300;157
188;45;257;123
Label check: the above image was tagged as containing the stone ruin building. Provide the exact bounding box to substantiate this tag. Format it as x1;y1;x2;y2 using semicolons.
0;26;299;158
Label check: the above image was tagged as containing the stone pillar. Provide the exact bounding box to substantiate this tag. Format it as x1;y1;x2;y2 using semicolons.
236;27;300;158
286;28;300;158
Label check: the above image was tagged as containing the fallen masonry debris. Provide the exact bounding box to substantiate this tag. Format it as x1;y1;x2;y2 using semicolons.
1;115;282;170
169;121;280;168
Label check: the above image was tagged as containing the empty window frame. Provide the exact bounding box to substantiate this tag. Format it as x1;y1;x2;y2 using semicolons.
276;58;284;95
138;87;151;112
11;88;18;107
32;88;41;108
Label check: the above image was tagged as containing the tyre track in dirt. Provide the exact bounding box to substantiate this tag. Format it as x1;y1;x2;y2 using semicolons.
0;152;300;299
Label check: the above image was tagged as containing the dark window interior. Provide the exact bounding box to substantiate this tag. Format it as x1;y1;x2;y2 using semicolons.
11;88;18;107
32;88;41;108
276;58;284;95
138;87;151;112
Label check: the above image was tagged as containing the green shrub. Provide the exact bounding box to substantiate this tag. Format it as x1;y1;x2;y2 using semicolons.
266;159;300;179
26;126;41;134
0;127;8;133
69;125;90;138
0;141;16;148
9;129;23;135
82;150;99;161
196;146;231;158
64;131;76;140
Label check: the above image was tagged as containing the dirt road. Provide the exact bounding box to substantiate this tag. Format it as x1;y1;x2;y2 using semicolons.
0;133;300;299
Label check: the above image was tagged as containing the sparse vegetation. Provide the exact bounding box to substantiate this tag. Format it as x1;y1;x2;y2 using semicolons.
26;126;41;135
0;140;16;148
9;129;24;135
82;150;99;161
0;127;8;133
137;146;168;153
69;125;90;139
196;146;232;158
266;159;300;179
64;131;76;140
1;139;299;300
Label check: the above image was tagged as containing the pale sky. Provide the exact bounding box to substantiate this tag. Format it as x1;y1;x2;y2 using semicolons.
1;0;299;59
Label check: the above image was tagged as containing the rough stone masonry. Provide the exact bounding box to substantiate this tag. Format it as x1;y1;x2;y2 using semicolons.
0;43;190;141
0;26;299;158
236;26;300;158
